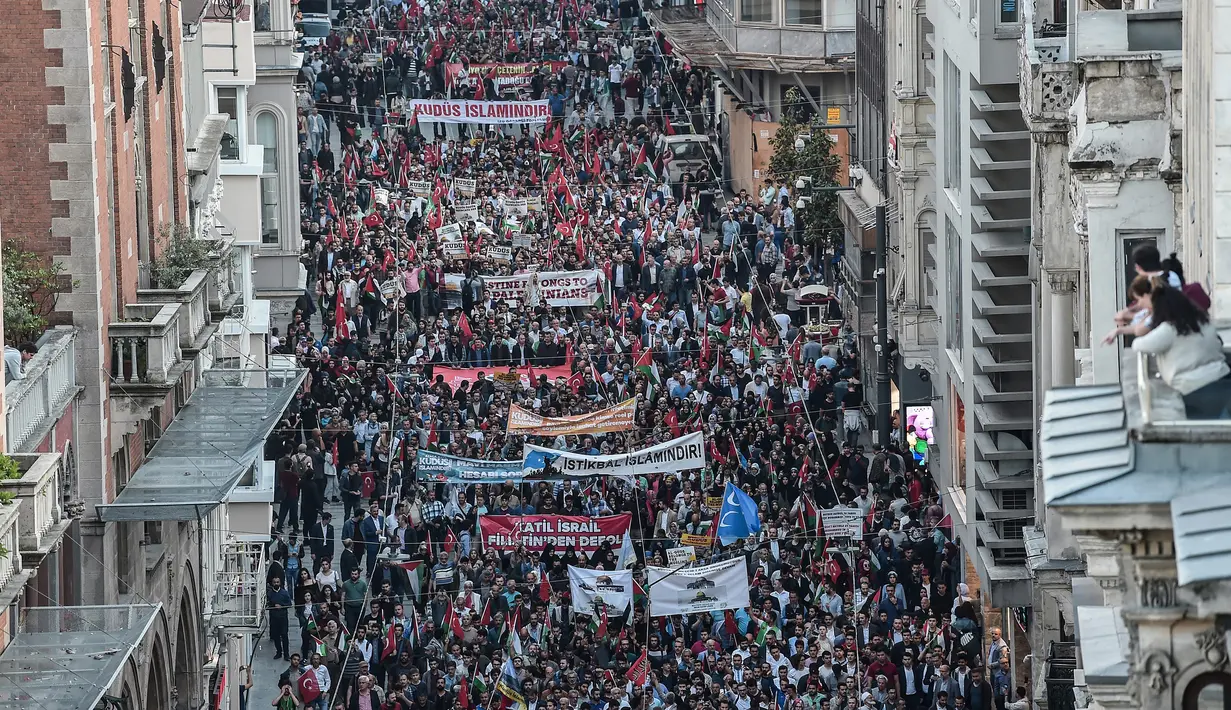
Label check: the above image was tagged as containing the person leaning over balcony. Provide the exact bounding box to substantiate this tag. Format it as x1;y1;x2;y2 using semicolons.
1130;277;1231;419
3;342;36;383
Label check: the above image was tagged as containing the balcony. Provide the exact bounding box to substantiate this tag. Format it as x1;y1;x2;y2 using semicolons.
0;489;27;608
1018;0;1075;128
5;327;79;453
109;268;223;388
2;453;72;567
212;541;266;629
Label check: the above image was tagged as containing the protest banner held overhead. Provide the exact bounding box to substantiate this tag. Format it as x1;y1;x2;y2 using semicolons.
416;450;525;484
405;99;551;124
646;558;751;616
568;567;634;616
507;398;636;436
522;431;706;478
479;514;632;553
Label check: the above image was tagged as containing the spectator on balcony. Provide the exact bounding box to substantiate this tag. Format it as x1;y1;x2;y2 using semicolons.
1131;280;1231;419
3;342;36;383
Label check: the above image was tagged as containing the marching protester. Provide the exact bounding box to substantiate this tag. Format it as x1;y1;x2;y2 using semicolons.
263;0;997;708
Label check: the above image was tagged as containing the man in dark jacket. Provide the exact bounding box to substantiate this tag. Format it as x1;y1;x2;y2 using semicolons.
308;512;336;574
267;576;294;659
965;667;994;710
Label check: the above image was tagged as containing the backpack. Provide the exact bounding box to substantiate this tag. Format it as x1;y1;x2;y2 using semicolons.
1183;282;1212;312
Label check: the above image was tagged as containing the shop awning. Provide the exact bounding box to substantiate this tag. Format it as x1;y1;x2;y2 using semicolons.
0;604;160;710
97;371;304;522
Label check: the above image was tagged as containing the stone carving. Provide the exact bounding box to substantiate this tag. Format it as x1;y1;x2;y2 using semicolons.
1138;650;1175;702
1196;628;1228;668
1139;577;1178;608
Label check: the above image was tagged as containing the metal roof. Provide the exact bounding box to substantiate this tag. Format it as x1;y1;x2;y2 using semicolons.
96;372;303;522
1172;488;1231;586
0;605;160;710
646;7;854;73
1040;385;1134;505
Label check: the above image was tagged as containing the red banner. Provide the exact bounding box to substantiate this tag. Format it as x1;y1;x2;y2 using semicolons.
479;514;632;553
431;364;571;391
445;61;570;89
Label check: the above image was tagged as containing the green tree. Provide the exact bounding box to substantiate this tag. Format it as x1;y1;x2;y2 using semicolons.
2;244;68;345
766;87;843;247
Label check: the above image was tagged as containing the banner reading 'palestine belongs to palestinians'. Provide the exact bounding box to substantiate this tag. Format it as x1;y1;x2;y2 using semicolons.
521;431;706;478
406;99;551;124
479;514;632;553
507;398;636;436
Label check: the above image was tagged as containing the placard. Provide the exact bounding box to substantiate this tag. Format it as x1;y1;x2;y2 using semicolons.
442;241;468;258
408;180;432;195
379;279;400;300
512;232;534;248
455;201;480;222
436;222;463;242
666;546;696;566
646;558;750;617
374;187;390;207
820;507;864;538
679;533;713;547
527;196;543;212
506;197;529;216
568;567;634;616
705;496;723;510
454;178;477;196
443;273;464;309
489;245;513;263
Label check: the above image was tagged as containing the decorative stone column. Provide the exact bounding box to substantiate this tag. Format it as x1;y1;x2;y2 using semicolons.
1073;533;1126;606
1048;271;1079;387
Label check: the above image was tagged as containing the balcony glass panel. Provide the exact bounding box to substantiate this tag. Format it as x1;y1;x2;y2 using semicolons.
741;0;773;23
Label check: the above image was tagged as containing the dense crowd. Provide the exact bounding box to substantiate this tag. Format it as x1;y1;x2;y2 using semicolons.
263;0;1019;709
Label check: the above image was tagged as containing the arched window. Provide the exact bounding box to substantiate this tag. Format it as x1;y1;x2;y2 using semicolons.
255;112;280;246
1185;672;1231;710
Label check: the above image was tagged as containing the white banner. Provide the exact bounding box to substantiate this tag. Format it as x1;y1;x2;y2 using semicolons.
527;195;543;212
436;223;462;242
454;178;477;196
646;558;750;617
455;201;480;222
480;271;600;307
490;245;513;263
820;507;864;538
505;197;529;216
666;546;696;566
522;431;706;478
407;180;432;195
485;274;531;304
568;567;633;617
406;99;551;124
442;241;468;258
512;232;534;248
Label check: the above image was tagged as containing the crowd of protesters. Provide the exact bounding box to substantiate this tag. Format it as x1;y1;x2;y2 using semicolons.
262;0;1025;708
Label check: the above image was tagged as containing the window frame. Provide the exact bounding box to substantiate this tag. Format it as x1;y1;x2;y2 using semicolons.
213;85;246;162
784;0;826;26
740;0;775;25
945;216;964;357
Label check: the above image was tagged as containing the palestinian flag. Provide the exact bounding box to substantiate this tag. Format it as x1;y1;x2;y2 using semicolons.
312;635;327;657
634;349;661;384
860;588;883;615
305;607;319;634
633;144;657;180
753;618;774;646
585;17;609;29
798;495;821;537
587;606;609;638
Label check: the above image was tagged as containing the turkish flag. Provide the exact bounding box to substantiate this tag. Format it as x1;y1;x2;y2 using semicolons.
361;471;376;498
298;671;321;703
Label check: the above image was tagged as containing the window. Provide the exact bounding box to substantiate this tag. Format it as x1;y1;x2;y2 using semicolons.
999;0;1019;24
741;0;773;23
216;86;242;161
1183;672;1231;710
256;112;281;245
785;0;824;25
943;54;961;191
1120;232;1158;347
920;226;937;306
254;0;272;31
945;217;964;355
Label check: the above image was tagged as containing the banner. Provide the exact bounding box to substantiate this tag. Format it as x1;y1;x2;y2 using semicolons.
455;201;480;222
479;514;632;553
477;271;602;307
512;233;534;248
666;546;696;566
445;61;569;89
679;532;713;547
453;178;477;196
507;398;637;436
568;567;633;616
538;271;602;307
407;180;431;195
527;195;543;212
489;245;513;263
820;507;864;538
416;450;525;484
442;273;464;309
436;222;462;242
505;197;529;216
406;99;551;124
430;365;572;391
646;558;750;617
522;431;706;479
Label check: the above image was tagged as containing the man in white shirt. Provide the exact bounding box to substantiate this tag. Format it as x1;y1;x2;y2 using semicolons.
307;653;331;708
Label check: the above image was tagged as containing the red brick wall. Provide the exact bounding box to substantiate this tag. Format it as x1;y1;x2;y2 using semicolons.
0;1;67;257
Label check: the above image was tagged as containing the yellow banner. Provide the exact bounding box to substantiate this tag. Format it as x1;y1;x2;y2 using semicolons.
507;398;637;436
680;533;714;548
705;496;722;510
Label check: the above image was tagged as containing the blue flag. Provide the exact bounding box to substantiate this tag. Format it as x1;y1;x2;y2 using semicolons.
717;482;762;544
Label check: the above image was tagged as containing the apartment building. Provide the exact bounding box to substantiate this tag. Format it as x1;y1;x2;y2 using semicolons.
1032;1;1231;709
0;0;298;704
